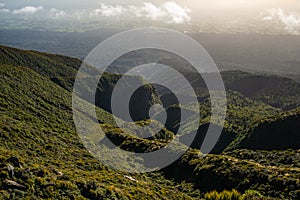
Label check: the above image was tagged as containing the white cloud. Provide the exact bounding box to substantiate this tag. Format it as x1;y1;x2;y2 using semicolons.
49;8;65;19
0;2;9;13
93;1;191;24
135;2;166;20
95;3;126;17
1;2;191;24
162;1;191;24
1;5;65;19
12;6;44;15
263;8;300;35
0;8;9;13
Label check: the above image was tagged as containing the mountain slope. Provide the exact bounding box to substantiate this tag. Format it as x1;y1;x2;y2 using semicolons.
231;109;300;150
0;45;80;91
162;149;300;199
0;51;197;199
223;71;300;111
1;45;299;199
148;68;300;111
0;45;160;121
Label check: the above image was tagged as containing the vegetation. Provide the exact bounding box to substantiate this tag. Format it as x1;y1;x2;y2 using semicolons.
0;45;300;199
163;149;300;199
0;50;195;199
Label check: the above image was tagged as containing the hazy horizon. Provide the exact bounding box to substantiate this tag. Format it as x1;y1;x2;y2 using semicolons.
1;0;300;34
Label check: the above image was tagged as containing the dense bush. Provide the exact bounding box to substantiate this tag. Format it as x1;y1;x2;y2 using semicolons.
1;45;300;199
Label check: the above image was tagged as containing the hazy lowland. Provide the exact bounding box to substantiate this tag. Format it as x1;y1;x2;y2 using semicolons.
1;0;300;199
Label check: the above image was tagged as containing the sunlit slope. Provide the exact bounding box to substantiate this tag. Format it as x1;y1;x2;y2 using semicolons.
1;45;300;199
0;50;196;199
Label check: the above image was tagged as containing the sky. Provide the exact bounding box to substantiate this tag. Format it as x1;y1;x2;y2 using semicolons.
2;0;298;10
1;0;300;34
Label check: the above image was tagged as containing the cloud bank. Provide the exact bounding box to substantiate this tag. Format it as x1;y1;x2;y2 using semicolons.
0;1;191;25
12;6;44;15
94;2;191;24
263;8;300;35
0;2;9;13
49;8;66;18
95;4;126;17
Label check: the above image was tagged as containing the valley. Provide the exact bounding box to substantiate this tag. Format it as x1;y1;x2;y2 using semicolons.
0;45;300;199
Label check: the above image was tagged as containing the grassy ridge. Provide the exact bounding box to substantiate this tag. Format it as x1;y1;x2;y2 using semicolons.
0;63;197;199
1;45;300;199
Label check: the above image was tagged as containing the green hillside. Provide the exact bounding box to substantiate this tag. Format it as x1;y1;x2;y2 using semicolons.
163;149;300;199
223;71;300;111
230;109;300;150
1;45;300;199
0;48;196;199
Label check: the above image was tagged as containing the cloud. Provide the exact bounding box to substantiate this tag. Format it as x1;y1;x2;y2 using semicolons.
95;3;126;17
263;8;300;35
94;1;191;24
133;2;166;20
1;2;191;25
0;2;9;13
12;6;44;15
161;1;191;24
49;8;66;19
1;5;64;18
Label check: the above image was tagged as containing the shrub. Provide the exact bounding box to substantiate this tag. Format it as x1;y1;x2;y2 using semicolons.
204;189;241;200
